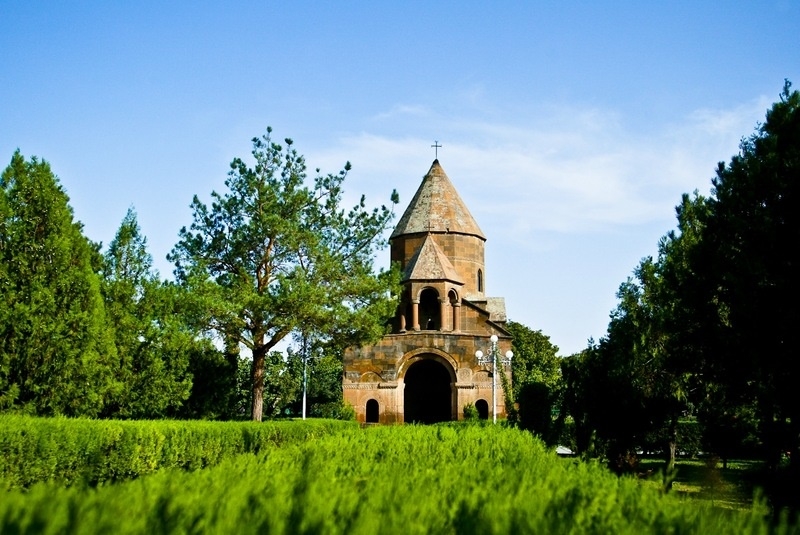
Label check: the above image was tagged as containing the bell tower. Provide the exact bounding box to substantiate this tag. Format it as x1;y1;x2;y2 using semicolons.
390;159;486;333
343;159;512;423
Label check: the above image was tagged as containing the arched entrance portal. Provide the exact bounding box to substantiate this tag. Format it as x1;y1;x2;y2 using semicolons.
404;358;453;424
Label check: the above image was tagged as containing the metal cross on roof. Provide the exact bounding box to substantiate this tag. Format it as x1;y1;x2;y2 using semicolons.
431;141;441;159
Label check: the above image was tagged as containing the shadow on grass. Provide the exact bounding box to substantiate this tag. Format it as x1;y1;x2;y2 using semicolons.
639;457;762;512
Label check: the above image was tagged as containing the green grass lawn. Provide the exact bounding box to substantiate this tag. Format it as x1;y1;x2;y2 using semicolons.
639;457;764;512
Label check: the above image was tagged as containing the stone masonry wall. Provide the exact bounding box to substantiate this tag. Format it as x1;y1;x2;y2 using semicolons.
344;331;512;423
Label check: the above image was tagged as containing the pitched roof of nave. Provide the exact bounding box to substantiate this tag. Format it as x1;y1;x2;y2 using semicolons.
401;233;464;285
390;159;486;240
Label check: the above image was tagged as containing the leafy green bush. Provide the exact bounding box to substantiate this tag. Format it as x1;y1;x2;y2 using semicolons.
463;402;479;421
311;400;356;421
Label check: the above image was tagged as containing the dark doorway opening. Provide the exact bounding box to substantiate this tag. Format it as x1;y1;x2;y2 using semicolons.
419;288;440;330
366;399;379;423
475;399;489;420
404;358;452;424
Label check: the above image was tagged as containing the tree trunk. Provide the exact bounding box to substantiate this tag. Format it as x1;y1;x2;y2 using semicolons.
251;344;266;422
664;416;678;491
790;419;800;476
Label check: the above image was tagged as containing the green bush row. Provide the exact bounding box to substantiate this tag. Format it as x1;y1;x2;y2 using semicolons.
0;415;356;489
0;424;784;534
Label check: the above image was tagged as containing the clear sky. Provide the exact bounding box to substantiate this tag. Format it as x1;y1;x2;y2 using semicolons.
2;1;798;355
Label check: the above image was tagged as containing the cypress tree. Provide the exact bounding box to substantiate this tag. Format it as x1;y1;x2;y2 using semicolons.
101;208;192;418
0;151;118;416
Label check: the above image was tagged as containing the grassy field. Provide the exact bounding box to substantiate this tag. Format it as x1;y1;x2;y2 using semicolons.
639;457;765;512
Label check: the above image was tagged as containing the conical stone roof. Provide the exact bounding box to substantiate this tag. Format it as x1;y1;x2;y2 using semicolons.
401;233;464;284
390;160;485;240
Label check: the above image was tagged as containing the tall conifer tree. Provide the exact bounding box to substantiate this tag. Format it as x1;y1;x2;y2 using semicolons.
102;208;192;418
0;151;117;416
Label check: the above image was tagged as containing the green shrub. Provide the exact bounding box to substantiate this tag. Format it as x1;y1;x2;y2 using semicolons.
463;402;479;421
311;401;356;421
0;425;782;534
0;415;355;489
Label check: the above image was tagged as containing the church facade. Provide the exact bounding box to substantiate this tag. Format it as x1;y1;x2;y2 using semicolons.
343;159;512;423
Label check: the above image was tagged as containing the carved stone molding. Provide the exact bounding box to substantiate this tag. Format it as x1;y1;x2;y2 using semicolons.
343;382;399;390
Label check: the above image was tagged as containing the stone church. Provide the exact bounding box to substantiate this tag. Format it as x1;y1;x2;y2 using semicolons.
343;159;512;423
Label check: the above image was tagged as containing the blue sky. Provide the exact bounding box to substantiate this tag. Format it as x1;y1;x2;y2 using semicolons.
2;1;798;355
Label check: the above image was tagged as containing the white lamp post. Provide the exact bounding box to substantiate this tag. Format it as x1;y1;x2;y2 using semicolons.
300;333;319;421
475;334;513;423
302;348;309;420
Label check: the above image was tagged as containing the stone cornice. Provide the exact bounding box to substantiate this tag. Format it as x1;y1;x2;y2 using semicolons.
343;382;399;390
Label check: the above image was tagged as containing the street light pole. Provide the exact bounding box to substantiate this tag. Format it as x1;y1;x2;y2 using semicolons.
475;334;513;423
300;333;317;421
302;351;308;420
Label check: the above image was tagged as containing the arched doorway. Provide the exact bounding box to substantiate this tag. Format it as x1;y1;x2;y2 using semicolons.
475;399;489;420
366;399;379;423
404;358;453;423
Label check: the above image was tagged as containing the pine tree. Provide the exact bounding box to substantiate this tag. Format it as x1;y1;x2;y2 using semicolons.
701;81;800;469
169;129;400;421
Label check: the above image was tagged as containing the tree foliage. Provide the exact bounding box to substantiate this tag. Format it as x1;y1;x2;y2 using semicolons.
562;82;800;483
698;80;800;470
506;320;561;441
506;320;560;396
0;152;118;416
169;128;400;421
178;344;240;420
101;208;194;418
559;348;599;458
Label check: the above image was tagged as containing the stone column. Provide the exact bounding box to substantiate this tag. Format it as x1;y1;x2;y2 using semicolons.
439;298;449;331
399;307;407;333
411;299;420;331
452;302;461;333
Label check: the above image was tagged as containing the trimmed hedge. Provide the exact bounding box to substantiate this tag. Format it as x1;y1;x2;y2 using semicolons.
0;415;356;489
0;425;785;534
